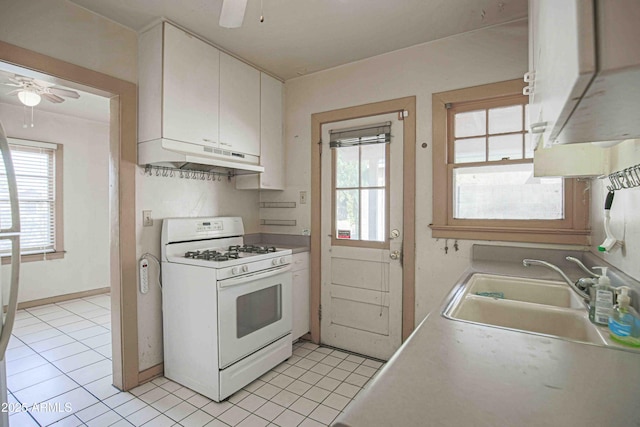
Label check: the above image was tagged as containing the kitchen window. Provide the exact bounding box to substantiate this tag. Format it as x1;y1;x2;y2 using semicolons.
0;139;64;262
430;79;589;245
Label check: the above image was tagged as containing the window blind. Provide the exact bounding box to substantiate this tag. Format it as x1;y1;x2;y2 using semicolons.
0;141;57;255
329;121;391;148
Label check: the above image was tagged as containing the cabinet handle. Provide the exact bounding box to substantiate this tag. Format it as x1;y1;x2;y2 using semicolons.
523;71;535;83
220;142;232;147
529;121;547;134
203;138;213;143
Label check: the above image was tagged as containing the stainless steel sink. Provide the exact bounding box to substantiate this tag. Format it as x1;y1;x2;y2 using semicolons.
443;273;607;345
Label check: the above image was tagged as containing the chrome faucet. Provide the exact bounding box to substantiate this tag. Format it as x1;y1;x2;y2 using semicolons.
522;259;591;301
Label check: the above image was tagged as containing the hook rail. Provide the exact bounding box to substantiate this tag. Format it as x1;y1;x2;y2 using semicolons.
143;165;233;181
603;163;640;191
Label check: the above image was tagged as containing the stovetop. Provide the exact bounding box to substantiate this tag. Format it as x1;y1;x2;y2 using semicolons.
184;245;280;261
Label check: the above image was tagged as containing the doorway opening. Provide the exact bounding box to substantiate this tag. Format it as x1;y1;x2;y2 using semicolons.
0;41;138;394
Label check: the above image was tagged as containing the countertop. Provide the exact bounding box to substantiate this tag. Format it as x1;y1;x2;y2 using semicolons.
244;233;309;254
334;247;640;427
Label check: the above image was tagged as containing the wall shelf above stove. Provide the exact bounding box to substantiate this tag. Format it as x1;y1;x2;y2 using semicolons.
260;219;297;226
259;202;297;208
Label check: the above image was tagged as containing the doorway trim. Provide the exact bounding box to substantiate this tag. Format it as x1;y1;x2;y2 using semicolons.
0;41;139;390
310;96;416;343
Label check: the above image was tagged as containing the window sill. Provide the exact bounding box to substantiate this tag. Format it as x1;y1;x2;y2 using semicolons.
429;225;590;245
1;251;65;265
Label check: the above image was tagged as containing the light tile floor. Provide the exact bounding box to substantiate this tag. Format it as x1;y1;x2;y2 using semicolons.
6;295;385;426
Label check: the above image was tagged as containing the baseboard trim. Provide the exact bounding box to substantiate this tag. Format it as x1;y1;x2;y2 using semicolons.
138;363;164;384
5;287;110;312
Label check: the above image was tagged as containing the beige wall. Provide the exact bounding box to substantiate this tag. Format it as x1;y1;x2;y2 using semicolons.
0;102;110;302
591;139;640;280
262;19;591;323
0;0;137;83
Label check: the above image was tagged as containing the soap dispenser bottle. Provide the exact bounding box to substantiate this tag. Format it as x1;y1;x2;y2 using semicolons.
608;286;640;347
589;267;614;325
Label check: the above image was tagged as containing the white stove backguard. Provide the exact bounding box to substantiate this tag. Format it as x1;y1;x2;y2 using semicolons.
162;216;245;248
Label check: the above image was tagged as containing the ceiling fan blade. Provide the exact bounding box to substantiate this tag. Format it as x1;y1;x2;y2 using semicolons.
3;83;22;87
33;78;55;88
219;0;247;28
6;89;20;96
48;87;80;99
42;93;65;103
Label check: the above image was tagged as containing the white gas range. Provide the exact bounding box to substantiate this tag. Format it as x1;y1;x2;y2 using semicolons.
161;217;293;402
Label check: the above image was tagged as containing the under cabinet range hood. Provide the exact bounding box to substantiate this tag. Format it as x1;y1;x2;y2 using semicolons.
138;139;264;173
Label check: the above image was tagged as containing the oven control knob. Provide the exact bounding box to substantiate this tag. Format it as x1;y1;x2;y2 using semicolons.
279;257;286;264
242;265;249;273
272;258;279;266
231;267;239;275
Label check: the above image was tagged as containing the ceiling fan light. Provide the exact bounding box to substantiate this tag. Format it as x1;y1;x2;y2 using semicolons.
219;0;248;28
17;90;41;107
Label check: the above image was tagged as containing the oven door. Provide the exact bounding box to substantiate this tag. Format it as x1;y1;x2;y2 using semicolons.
217;265;292;368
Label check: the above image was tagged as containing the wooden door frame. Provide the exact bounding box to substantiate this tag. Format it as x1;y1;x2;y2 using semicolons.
310;96;416;343
0;41;139;390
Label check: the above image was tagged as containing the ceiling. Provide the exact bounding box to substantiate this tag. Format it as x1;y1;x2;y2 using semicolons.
0;0;527;123
70;0;528;80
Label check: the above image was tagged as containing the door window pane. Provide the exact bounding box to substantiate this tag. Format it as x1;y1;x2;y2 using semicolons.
336;146;359;188
360;144;385;187
453;163;563;219
454;138;485;163
455;110;486;138
488;134;523;161
489;105;523;134
236;285;281;338
336;189;359;240
360;189;385;242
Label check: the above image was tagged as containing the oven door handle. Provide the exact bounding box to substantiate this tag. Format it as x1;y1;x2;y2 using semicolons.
218;264;292;289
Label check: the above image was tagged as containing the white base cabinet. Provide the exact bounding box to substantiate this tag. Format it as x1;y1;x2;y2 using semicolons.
291;252;310;341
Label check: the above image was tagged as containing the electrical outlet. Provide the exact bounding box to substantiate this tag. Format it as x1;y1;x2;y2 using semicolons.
140;259;149;294
143;210;153;227
300;191;307;204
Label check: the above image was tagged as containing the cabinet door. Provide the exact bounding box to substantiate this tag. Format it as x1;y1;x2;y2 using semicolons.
530;0;596;146
291;253;310;341
236;73;284;190
219;52;260;156
259;74;284;189
163;23;219;147
292;268;310;341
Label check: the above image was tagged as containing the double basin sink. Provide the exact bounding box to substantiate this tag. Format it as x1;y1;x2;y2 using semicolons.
443;273;608;345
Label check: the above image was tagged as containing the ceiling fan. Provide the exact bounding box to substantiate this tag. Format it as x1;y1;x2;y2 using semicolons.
4;75;80;106
219;0;249;28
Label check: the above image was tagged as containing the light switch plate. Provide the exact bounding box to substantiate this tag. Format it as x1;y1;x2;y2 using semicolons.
143;210;153;227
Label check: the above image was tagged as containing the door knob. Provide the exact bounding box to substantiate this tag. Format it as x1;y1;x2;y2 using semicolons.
390;250;401;260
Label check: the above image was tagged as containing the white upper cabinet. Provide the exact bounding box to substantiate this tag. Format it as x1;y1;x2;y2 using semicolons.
139;22;220;147
219;52;261;156
236;73;284;190
527;0;596;147
528;0;640;146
